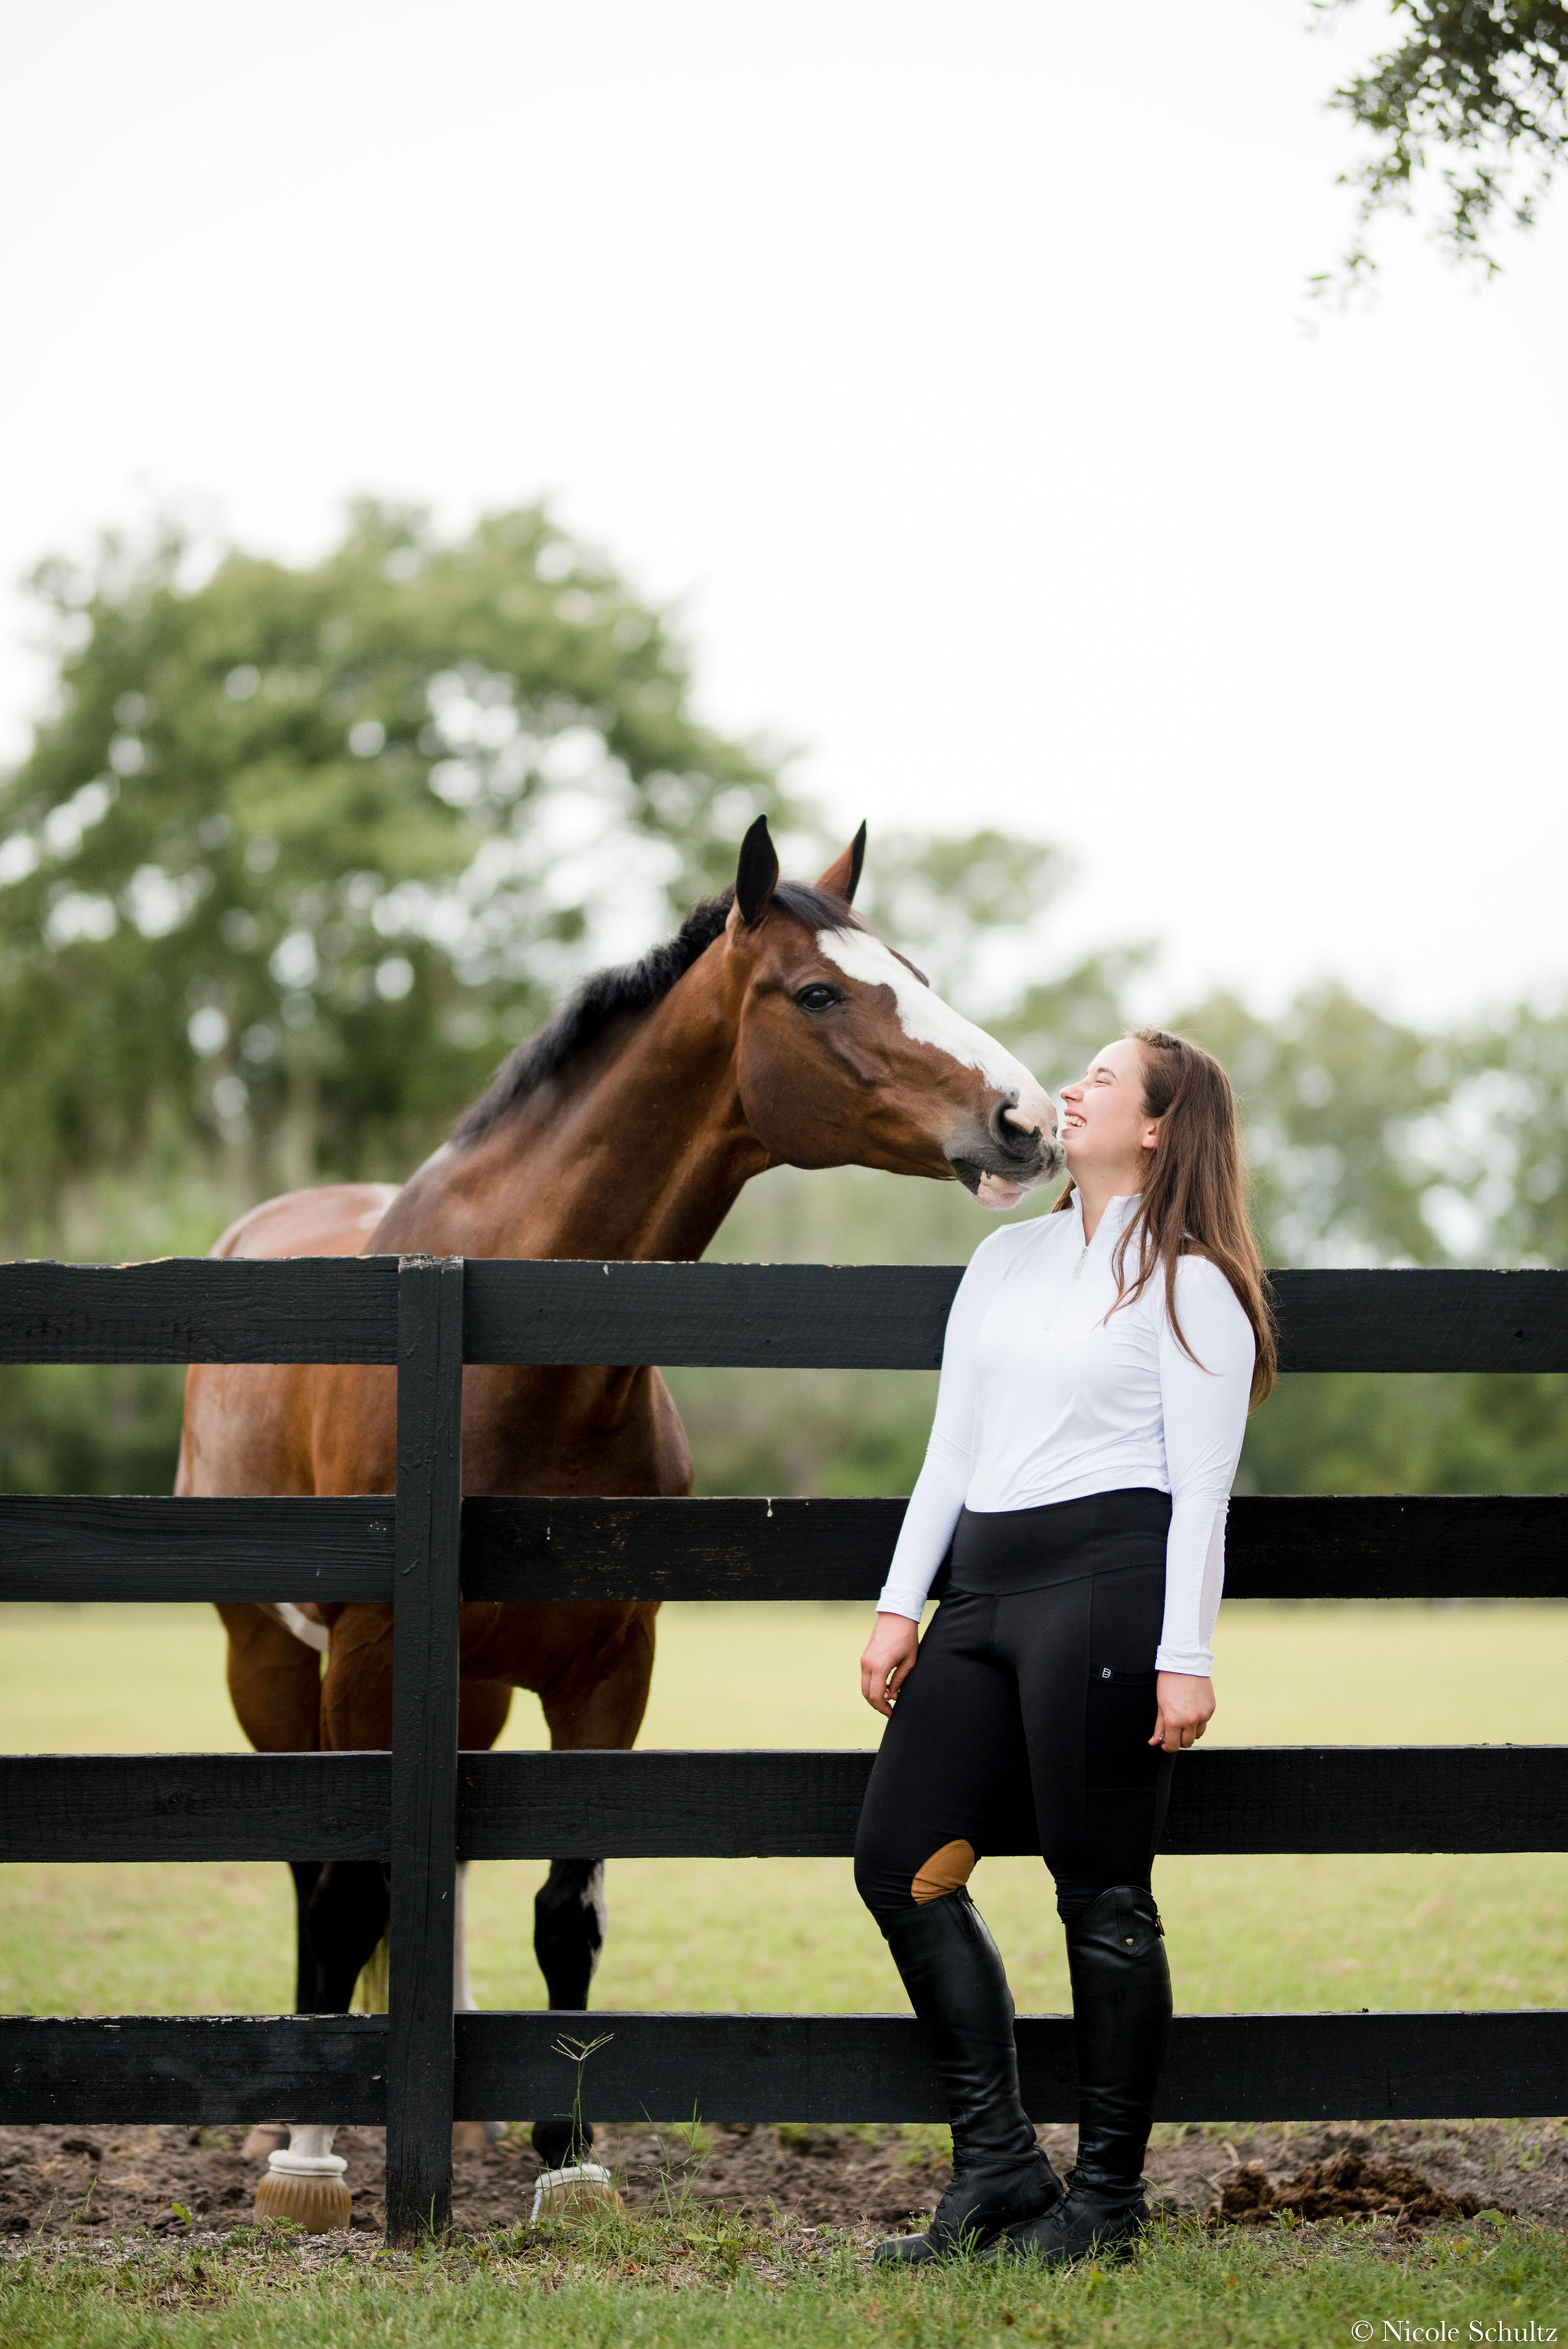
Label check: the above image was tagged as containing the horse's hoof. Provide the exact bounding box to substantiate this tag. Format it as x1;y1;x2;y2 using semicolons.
255;2146;353;2233
240;2125;289;2162
529;2162;624;2225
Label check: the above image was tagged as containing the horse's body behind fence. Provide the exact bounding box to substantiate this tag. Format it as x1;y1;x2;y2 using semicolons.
178;819;1060;2218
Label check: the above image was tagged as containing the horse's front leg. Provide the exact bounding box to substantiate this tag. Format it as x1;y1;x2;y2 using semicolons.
252;1609;395;2231
528;1606;657;2203
534;1857;609;2012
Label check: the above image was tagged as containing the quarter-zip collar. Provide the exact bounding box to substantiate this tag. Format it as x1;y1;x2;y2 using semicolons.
1071;1188;1142;1253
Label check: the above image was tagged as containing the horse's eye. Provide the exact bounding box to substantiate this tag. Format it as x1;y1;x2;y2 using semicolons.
795;983;842;1013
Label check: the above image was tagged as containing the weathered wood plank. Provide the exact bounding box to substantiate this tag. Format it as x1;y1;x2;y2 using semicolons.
5;2009;1561;2127
459;1495;904;1601
1160;1745;1568;1856
1227;1493;1568;1599
459;1492;1568;1602
453;2008;1568;2124
0;1496;394;1602
456;1746;1568;1860
385;1257;465;2240
0;2016;387;2124
462;1260;1568;1372
0;1490;1561;1607
4;1746;1560;1861
462;1260;960;1369
0;1258;398;1364
0;1753;390;1862
2;1257;1566;1373
1269;1268;1568;1374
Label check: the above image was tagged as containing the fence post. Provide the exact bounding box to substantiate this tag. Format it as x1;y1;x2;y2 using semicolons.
385;1255;465;2242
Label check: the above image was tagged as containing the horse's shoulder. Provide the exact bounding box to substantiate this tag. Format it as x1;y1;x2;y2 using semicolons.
209;1182;402;1260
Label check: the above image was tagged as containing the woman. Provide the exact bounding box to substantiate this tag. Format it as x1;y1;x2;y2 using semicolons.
854;1027;1275;2267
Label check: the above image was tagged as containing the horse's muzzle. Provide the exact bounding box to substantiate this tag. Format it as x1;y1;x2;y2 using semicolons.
947;1098;1062;1195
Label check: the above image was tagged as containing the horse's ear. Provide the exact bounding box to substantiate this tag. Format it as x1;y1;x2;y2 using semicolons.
816;822;867;905
734;814;780;926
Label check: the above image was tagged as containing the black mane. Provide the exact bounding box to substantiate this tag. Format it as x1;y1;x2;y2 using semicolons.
452;880;865;1144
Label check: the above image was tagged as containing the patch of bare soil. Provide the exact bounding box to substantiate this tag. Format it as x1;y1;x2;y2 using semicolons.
0;2116;1560;2244
1216;2149;1506;2228
1153;2123;1560;2236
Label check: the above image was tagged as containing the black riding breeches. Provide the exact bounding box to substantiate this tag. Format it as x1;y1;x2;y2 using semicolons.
853;1488;1176;1926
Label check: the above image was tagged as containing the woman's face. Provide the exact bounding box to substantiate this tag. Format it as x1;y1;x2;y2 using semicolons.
1059;1037;1160;1188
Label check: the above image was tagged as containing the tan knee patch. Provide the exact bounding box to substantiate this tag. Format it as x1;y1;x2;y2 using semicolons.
911;1838;977;1903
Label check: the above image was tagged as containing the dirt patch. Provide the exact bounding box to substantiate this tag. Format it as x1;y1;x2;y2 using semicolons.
1217;2148;1509;2228
0;2116;1561;2243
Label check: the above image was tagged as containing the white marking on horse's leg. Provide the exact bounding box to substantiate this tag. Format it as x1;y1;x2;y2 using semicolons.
450;1862;508;2143
583;1861;608;1983
273;1602;331;1655
272;2125;341;2170
452;1860;477;2014
814;926;1057;1142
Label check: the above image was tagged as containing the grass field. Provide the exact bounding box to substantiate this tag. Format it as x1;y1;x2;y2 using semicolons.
2;1598;1565;2020
6;2213;1568;2349
5;1599;1567;2344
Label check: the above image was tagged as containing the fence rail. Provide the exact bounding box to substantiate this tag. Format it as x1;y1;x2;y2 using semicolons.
6;2009;1566;2128
4;1490;1567;1605
4;1744;1566;1863
5;1256;1568;1371
2;1255;1565;2239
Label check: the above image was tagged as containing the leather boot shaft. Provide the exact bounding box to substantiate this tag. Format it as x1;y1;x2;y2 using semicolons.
874;1890;1061;2259
883;1889;1039;2168
982;1883;1171;2267
1063;1883;1171;2199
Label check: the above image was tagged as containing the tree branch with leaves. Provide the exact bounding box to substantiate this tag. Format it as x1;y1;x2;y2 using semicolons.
1314;0;1568;290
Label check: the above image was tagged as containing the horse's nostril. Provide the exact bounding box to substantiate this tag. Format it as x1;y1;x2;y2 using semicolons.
991;1102;1043;1161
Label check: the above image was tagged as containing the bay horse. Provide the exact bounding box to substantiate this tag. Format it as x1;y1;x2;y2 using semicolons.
178;816;1061;2222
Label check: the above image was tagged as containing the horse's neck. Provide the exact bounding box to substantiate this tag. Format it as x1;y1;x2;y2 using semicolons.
388;968;766;1264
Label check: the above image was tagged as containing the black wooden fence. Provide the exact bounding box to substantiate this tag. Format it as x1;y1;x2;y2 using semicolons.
1;1256;1565;2240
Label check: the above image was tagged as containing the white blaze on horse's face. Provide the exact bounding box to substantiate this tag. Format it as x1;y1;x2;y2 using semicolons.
814;926;1060;1206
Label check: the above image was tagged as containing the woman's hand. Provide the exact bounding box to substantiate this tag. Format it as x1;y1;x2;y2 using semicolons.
1151;1671;1214;1753
861;1611;920;1717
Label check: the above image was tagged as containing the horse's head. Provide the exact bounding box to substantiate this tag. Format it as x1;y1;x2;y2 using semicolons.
722;817;1063;1209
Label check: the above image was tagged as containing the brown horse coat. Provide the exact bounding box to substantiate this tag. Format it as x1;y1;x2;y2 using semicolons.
186;824;1058;1778
181;824;1059;2113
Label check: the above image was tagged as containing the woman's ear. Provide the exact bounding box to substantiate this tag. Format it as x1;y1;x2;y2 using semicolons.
1140;1119;1161;1153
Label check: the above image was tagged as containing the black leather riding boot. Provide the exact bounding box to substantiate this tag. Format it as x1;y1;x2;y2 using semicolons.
872;1890;1062;2264
986;1883;1171;2266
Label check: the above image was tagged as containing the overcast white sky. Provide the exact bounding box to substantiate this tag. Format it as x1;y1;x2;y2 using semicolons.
2;1;1564;1025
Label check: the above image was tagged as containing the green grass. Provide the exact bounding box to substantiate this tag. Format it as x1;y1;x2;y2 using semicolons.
5;2213;1568;2348
2;1600;1566;2020
5;1599;1566;2340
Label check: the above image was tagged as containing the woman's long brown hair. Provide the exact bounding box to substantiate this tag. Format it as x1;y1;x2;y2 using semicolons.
1053;1027;1276;1406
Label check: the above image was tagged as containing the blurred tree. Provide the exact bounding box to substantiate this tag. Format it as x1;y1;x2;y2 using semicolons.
676;980;1568;1504
1000;949;1156;1101
1176;984;1450;1266
1315;0;1568;287
0;501;791;1221
1444;999;1568;1264
853;828;1065;997
7;492;1568;1501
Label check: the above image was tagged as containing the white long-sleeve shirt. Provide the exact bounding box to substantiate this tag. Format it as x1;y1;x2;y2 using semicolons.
877;1192;1256;1674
